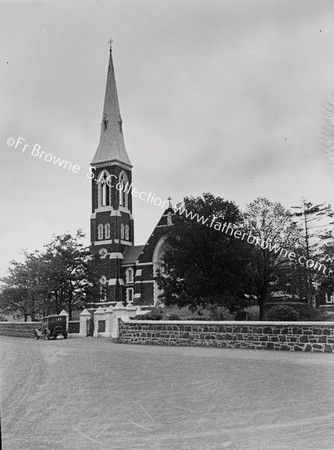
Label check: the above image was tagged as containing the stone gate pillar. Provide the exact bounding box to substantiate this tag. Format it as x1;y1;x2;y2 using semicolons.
112;302;127;338
79;309;91;337
93;307;106;337
105;305;114;337
126;302;137;319
59;310;69;333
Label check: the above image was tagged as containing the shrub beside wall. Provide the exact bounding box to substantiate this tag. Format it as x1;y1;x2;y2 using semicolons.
118;319;334;353
265;305;299;321
0;322;41;338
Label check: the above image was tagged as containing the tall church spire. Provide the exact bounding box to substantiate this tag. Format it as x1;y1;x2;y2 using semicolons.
91;43;132;167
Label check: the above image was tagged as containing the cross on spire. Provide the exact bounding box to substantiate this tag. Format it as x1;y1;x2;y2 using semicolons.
108;38;113;51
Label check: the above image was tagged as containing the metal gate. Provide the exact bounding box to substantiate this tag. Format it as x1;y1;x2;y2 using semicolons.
87;317;94;337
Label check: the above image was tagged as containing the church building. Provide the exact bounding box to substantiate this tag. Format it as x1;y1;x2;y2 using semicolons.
89;45;173;307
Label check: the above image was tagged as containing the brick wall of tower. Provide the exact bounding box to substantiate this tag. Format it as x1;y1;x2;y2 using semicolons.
90;162;133;304
90;217;96;243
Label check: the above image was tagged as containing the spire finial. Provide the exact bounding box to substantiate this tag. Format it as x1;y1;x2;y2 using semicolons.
168;196;172;208
108;38;113;51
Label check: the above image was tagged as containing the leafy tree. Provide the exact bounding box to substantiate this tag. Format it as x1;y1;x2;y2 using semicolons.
41;231;98;319
0;253;49;321
157;193;252;313
0;231;100;320
243;197;300;320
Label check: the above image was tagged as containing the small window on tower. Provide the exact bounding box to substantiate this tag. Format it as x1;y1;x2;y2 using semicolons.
125;225;129;240
105;223;110;239
121;223;125;239
119;171;128;208
97;224;104;240
101;172;111;206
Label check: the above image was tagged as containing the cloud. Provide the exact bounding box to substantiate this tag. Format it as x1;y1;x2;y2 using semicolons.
1;0;334;276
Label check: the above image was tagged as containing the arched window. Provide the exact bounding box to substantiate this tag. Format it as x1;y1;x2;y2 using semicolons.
125;225;129;240
153;238;167;276
119;171;128;208
99;170;111;207
105;223;110;239
97;224;103;240
153;238;167;305
121;223;125;239
126;268;134;284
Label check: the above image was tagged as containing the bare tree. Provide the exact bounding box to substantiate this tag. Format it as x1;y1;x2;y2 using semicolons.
244;198;300;320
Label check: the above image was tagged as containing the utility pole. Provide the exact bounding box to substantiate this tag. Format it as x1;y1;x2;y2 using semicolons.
291;199;333;306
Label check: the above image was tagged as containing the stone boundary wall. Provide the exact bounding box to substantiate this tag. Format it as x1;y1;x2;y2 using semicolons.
118;318;334;353
0;322;41;338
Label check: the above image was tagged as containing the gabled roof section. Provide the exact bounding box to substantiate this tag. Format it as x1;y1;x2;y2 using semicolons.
136;208;174;264
91;47;132;168
122;245;145;265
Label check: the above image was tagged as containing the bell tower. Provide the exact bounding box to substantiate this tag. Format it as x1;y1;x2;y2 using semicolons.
90;42;134;303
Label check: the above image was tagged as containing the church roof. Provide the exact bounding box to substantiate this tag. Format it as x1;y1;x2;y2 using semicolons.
91;47;132;168
122;245;145;265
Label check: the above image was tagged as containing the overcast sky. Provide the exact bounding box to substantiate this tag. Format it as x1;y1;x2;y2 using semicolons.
1;0;334;277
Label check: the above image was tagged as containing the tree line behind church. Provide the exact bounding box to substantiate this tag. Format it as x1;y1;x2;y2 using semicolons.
157;194;334;320
0;194;333;321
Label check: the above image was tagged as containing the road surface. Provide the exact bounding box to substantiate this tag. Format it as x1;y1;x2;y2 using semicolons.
1;336;334;449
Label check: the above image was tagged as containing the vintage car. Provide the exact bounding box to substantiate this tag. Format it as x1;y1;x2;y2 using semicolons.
35;315;68;340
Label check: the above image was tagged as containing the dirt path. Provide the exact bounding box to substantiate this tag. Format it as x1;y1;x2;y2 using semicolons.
1;336;334;449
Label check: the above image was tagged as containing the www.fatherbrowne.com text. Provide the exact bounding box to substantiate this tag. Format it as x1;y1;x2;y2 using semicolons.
8;136;331;276
173;204;332;277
